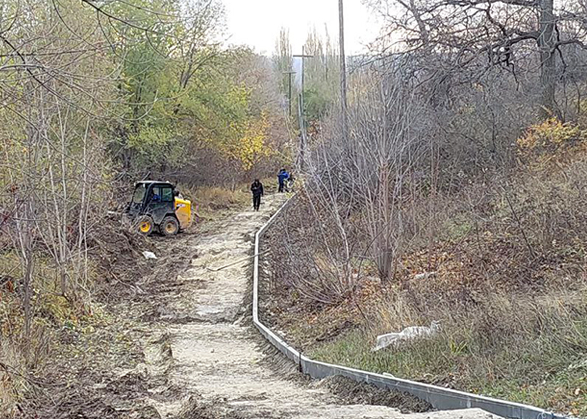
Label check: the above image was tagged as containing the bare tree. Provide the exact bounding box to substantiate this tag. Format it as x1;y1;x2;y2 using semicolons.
366;0;587;117
292;67;432;285
274;28;294;100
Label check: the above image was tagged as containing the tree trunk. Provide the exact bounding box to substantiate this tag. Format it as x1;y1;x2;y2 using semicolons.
538;0;557;118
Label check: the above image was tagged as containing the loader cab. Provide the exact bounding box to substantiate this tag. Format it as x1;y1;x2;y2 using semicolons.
128;181;176;217
127;181;191;236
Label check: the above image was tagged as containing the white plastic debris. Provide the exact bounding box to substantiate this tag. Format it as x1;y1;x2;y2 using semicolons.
372;320;441;352
143;251;157;260
413;271;437;280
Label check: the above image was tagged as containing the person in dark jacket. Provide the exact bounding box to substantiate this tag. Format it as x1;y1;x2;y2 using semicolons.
250;179;264;211
277;169;289;193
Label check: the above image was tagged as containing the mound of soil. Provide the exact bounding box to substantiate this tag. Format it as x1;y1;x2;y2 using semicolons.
320;375;432;414
177;395;246;419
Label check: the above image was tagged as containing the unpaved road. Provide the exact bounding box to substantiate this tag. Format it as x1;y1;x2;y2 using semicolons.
142;194;496;419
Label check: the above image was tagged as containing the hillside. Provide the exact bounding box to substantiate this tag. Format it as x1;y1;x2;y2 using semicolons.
262;118;587;417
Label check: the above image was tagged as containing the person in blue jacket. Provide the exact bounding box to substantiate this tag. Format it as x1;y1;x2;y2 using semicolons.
277;169;289;193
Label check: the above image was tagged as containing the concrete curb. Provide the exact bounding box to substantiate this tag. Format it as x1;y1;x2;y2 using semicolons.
252;197;569;419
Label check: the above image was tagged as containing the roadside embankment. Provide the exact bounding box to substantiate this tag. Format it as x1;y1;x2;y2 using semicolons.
260;153;587;417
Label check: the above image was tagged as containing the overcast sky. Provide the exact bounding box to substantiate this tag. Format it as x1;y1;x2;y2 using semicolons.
222;0;382;56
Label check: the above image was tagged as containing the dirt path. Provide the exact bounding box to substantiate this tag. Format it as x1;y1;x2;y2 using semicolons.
142;195;495;419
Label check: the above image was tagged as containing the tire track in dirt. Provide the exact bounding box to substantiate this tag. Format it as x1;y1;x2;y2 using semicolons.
143;194;496;419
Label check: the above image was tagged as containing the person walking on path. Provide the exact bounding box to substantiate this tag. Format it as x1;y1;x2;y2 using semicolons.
250;179;264;211
277;169;289;193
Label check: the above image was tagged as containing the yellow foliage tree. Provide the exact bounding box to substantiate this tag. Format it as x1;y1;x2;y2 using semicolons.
222;111;272;170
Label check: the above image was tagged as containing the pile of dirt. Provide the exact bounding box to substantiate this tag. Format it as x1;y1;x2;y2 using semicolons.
320;376;432;414
15;369;160;419
91;216;155;300
9;214;198;419
177;395;247;419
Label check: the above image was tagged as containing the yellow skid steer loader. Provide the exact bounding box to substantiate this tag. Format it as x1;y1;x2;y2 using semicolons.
125;181;192;236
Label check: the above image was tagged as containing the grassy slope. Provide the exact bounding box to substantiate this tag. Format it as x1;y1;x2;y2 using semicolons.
264;152;587;417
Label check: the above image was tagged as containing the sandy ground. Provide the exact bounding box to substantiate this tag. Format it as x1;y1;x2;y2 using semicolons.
138;194;497;419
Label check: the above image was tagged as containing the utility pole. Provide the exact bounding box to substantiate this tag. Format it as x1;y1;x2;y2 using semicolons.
293;50;314;125
297;92;308;170
338;0;348;139
293;48;313;100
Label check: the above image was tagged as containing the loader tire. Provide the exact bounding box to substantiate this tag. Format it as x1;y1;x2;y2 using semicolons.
161;216;179;236
137;215;154;235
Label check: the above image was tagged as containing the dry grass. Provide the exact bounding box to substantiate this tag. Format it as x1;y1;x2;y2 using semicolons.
311;283;587;416
0;250;99;417
0;341;26;418
195;187;248;212
179;178;277;222
264;151;587;416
